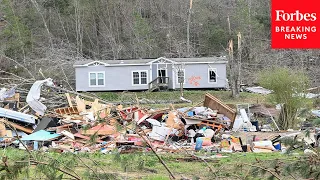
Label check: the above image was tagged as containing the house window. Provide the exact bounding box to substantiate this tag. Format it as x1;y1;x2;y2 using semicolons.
132;71;148;85
141;72;147;84
89;72;105;86
208;68;217;83
177;69;185;84
133;72;140;85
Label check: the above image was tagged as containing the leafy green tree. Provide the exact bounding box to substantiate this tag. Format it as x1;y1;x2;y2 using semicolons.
259;67;310;130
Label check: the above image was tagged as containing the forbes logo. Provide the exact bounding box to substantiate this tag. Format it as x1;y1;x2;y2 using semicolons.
275;10;317;21
272;0;320;49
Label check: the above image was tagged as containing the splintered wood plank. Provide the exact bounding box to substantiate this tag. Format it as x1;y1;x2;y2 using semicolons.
65;93;73;107
0;122;7;137
72;107;78;113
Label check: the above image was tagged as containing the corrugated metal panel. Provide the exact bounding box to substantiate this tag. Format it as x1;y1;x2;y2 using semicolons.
0;107;36;124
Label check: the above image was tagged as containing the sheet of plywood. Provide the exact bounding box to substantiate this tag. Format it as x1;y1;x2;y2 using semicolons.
81;124;116;135
92;99;103;114
203;93;237;126
76;96;86;113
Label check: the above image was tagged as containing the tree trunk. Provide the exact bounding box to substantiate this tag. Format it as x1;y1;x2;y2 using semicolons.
278;104;298;130
228;39;240;98
94;13;101;59
180;82;184;97
186;0;192;57
227;17;240;98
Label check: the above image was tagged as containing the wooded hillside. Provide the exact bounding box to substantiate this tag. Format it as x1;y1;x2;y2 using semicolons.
0;0;319;88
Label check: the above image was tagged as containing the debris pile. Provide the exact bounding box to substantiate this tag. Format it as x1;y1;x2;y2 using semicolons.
0;79;318;154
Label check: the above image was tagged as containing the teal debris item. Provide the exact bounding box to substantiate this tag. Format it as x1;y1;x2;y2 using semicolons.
21;130;61;141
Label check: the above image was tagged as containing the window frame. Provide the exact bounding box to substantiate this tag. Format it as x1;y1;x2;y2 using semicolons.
88;72;105;87
176;69;186;84
131;70;148;86
208;68;217;84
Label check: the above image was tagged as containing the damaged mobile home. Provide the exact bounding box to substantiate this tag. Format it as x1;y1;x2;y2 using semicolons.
73;57;228;92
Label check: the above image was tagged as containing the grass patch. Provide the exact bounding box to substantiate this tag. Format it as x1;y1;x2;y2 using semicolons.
1;148;304;180
142;175;170;180
97;90;269;107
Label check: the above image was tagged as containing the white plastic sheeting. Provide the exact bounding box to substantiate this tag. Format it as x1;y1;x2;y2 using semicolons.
146;119;178;141
232;109;256;132
26;78;54;116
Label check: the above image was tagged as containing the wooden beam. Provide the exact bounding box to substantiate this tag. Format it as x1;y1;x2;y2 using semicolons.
0;119;33;134
65;93;73;107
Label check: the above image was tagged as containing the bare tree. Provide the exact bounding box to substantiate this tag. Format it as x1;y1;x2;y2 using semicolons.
0;0;319;89
186;0;193;57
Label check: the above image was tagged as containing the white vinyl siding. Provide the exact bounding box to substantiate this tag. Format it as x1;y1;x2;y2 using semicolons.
132;71;148;85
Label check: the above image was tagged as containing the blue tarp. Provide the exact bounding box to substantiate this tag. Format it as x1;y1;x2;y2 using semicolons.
177;107;190;113
20;130;60;141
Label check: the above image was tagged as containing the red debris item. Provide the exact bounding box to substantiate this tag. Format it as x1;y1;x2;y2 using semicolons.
128;136;141;142
119;107;150;124
134;141;143;146
99;111;107;119
150;113;164;120
74;133;104;143
119;107;139;120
